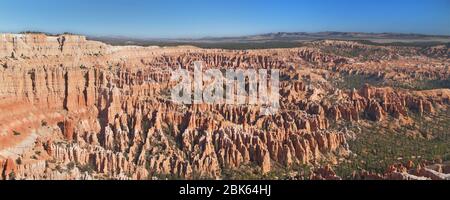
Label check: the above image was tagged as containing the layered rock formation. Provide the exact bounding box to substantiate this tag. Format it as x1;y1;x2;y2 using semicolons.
0;34;449;180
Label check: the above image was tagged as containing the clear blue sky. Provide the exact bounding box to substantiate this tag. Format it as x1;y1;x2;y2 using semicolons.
0;0;449;38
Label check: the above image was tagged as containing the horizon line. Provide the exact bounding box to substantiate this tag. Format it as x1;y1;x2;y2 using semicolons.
1;30;450;40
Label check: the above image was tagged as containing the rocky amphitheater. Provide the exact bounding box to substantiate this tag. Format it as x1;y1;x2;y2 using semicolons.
0;33;449;180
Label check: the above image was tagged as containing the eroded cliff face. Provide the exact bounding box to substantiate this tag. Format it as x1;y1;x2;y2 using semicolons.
0;34;449;180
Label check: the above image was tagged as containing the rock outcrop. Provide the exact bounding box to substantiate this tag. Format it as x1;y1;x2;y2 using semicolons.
0;33;448;180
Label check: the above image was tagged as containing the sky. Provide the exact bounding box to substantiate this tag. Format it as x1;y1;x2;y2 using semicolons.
0;0;449;38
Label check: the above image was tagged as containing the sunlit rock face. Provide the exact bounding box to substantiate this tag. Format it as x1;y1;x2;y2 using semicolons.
0;34;449;180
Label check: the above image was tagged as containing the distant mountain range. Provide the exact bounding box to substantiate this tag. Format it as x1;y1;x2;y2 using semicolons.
90;32;450;44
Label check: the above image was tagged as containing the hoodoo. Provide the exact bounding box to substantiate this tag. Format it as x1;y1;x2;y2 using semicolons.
0;33;449;180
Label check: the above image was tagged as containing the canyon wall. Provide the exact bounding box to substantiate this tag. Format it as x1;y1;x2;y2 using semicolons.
0;34;448;180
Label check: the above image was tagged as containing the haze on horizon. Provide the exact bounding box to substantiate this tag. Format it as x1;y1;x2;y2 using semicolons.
0;0;449;38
